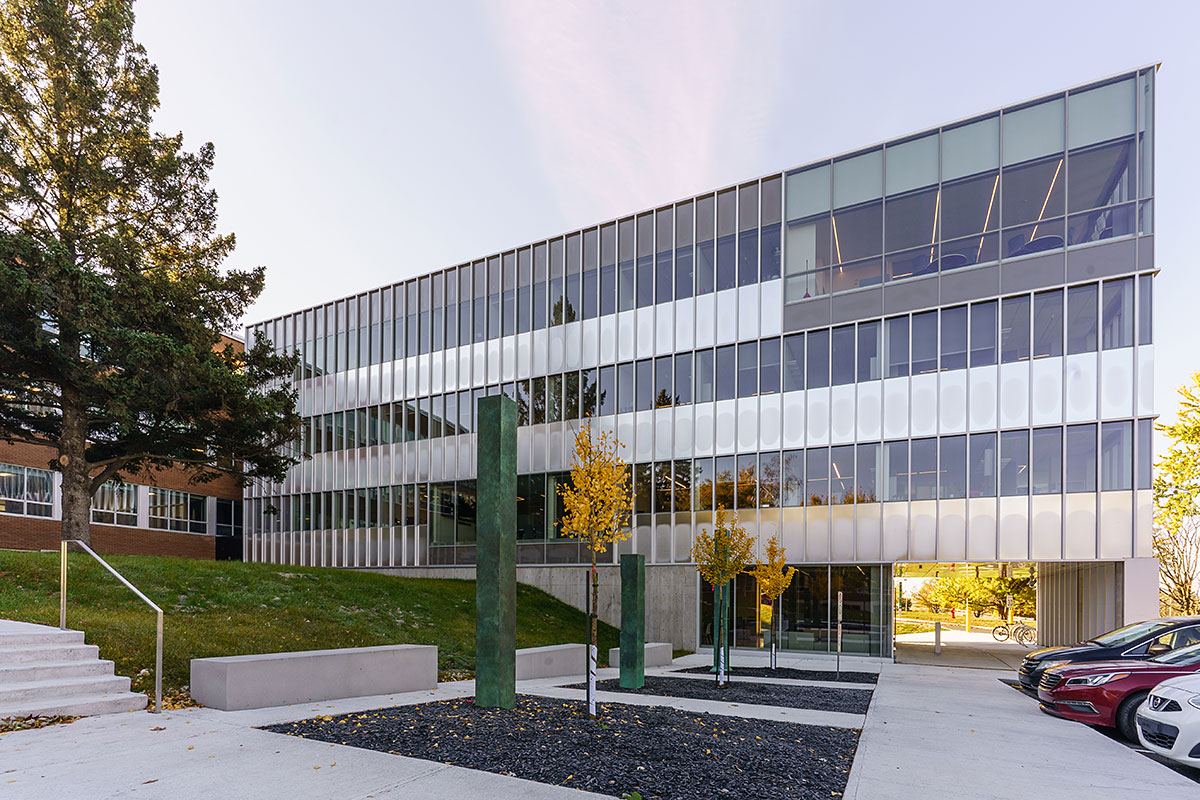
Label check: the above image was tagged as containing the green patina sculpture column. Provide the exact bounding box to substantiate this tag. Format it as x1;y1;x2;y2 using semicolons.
475;395;517;709
619;553;645;689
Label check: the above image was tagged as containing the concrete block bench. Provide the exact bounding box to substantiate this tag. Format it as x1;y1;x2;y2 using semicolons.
515;643;587;680
608;642;674;669
191;644;437;711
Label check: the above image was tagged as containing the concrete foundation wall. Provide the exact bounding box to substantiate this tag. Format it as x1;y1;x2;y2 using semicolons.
371;564;700;651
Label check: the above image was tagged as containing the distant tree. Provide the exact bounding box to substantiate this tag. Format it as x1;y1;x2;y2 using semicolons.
1154;373;1200;615
558;421;632;719
749;534;795;669
691;508;754;687
0;0;300;547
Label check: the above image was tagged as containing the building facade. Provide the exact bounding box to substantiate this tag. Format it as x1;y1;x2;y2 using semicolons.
246;67;1160;654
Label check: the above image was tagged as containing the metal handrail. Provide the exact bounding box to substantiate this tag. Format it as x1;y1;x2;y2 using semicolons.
59;540;163;714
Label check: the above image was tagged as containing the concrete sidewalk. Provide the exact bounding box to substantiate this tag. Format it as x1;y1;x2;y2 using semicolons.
844;662;1199;799
894;627;1030;670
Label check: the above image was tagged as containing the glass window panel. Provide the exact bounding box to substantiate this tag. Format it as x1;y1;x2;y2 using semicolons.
694;457;714;511
1032;427;1063;494
1065;424;1097;493
760;223;781;282
656;461;673;513
695;350;714;403
942;172;1000;242
715;346;736;401
833;150;882;209
855;443;879;502
1031;290;1062;359
911;311;938;374
656;251;673;304
806;329;830;389
857;321;881;381
903;439;933;500
674;459;693;512
940;306;967;371
886;133;938;195
1002;155;1065;229
806;448;828;505
783;450;805;507
885;316;909;378
1101;420;1132;491
786;164;830;221
738;229;758;287
943;116;1000;181
655;356;673;407
999;296;1032;364
736;454;757;509
1000;430;1030;496
970;301;997;367
1067;202;1136;246
758;452;780;508
884;440;909;501
969;432;998;498
581;368;598;418
1067;284;1098;354
618;362;635;414
783;333;804;392
830;445;855;504
738;183;758;230
547;374;563;422
1139;275;1152;345
1068;138;1134;214
1137;418;1153;489
636;359;654;411
1101;277;1134;350
785;216;832;274
1068;78;1136;150
716;190;736;291
832;201;882;263
1003;97;1065;166
714;456;735;510
737;342;757;398
938;436;967;499
635;463;652;514
884;187;938;253
831;325;855;386
598;366;615;416
674;353;693;404
759;338;780;394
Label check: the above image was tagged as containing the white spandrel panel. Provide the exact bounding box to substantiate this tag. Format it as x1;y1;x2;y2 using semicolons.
675;297;694;351
760;279;782;338
617;310;636;362
529;425;546;472
1100;347;1134;420
968;366;997;431
694;294;715;349
882;502;908;561
636;307;655;359
759;393;781;451
1064;492;1097;559
382;364;395;405
883;377;909;439
656;304;674;355
456;345;470;388
938;370;967;434
714;399;737;454
472;342;485;386
997;496;1028;560
1064;353;1097;424
856;503;882;561
738;285;759;341
693;402;714;457
548;328;564;373
806;387;830;446
655;408;673;461
1029;357;1061;425
910;373;937;437
516;427;531;474
418;354;431;396
716;290;738;345
516;332;532;379
442;350;457;393
830;505;855;561
999;361;1029;428
369;366;381;407
781;508;804;560
430;352;443;395
856;382;882;441
805;506;829;562
563;322;581;371
937;499;967;561
1030;494;1062;560
1137;345;1154;416
428;441;443;483
407;357;419;400
580;320;598;369
1098;491;1133;559
967;498;998;561
547;423;563;472
782;391;805;449
532;331;547;378
674;404;694;458
1135;488;1153;558
909;500;937;561
635;409;655;462
599;315;618;365
830;384;856;444
737;398;758;453
443;436;458;480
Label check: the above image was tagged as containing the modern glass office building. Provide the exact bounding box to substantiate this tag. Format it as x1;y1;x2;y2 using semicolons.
245;67;1159;657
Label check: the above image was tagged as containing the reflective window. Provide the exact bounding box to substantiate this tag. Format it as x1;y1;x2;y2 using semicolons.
655;356;673;407
884;441;908;502
1068;138;1134;213
760;452;780;507
1137;418;1152;489
759;338;780;394
940;306;967;371
1102;278;1133;350
831;325;855;386
832;200;882;264
1033;289;1063;358
716;189;737;291
636;359;654;411
695;349;715;403
885;316;909;378
736;454;758;509
1066;423;1097;493
617;362;634;414
857;321;881;381
782;449;805;507
1067;284;1098;354
911;311;938;374
1002;154;1065;233
674;460;693;512
783;333;804;391
598;365;615;416
1032;427;1062;494
939;436;967;499
856;443;879;502
693;457;713;511
546;374;562;423
696;195;715;295
829;445;854;504
656;461;673;513
637;213;654;308
942;171;1001;240
969;432;997;497
885;186;938;253
581;368;598;418
635;463;652;513
737;342;758;398
806;448;829;505
715;455;735;509
1001;295;1030;363
761;178;782;282
910;438;937;500
807;329;830;388
1101;420;1132;491
675;352;693;404
1139;275;1152;344
618;217;635;312
675;201;694;299
716;346;736;401
970;301;997;367
1000;430;1029;496
785;215;831;274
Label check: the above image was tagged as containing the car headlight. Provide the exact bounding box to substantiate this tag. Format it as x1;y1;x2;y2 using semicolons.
1188;695;1200;710
1042;660;1071;671
1065;672;1130;686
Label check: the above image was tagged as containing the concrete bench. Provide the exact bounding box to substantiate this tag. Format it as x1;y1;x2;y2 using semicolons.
608;642;674;669
190;644;437;711
515;643;587;680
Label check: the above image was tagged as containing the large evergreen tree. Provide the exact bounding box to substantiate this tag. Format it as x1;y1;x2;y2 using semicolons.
0;0;299;546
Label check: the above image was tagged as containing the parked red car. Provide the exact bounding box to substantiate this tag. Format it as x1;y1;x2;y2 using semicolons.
1038;642;1200;741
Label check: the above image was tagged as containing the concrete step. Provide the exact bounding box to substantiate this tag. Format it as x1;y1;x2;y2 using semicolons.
0;691;147;720
0;643;100;666
0;629;85;648
0;659;116;684
0;674;130;705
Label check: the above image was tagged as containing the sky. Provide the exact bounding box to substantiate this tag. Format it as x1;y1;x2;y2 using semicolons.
134;0;1199;430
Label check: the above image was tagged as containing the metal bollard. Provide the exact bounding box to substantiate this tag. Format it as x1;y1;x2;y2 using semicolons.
934;621;942;654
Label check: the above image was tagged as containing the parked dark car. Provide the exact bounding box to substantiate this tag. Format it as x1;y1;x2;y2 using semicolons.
1037;642;1200;740
1018;618;1200;691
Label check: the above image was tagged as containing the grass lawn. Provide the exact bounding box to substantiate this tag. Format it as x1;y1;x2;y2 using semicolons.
0;550;619;701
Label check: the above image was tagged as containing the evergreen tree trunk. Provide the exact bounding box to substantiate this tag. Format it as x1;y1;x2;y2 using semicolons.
58;396;91;548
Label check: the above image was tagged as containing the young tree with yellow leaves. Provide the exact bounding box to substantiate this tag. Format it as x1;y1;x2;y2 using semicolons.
1154;373;1200;614
750;534;795;669
691;508;755;687
558;421;632;719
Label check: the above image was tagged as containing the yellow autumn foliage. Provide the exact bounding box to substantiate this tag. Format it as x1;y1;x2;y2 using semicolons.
751;533;795;602
558;422;632;553
691;508;755;587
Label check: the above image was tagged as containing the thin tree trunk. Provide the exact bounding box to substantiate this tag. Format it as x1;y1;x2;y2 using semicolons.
58;397;91;548
588;548;598;719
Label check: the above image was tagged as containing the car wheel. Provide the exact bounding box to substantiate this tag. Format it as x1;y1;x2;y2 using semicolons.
1115;691;1148;742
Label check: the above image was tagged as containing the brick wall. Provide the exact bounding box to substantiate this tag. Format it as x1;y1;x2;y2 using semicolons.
0;514;216;559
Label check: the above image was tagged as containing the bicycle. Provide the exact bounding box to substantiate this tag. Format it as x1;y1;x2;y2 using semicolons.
992;620;1036;646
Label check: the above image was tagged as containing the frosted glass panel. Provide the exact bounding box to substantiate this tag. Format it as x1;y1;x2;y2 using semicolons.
856;503;882;561
786;164;830;220
1003;98;1064;165
938;499;967;562
943;116;999;181
834;149;883;208
886;134;939;195
1068;79;1135;150
831;505;855;561
968;497;998;562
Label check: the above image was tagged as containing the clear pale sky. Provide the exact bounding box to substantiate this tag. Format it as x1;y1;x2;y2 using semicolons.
134;0;1198;432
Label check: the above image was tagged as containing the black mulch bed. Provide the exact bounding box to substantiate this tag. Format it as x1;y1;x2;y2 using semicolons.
261;694;859;800
677;665;879;684
574;675;872;714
